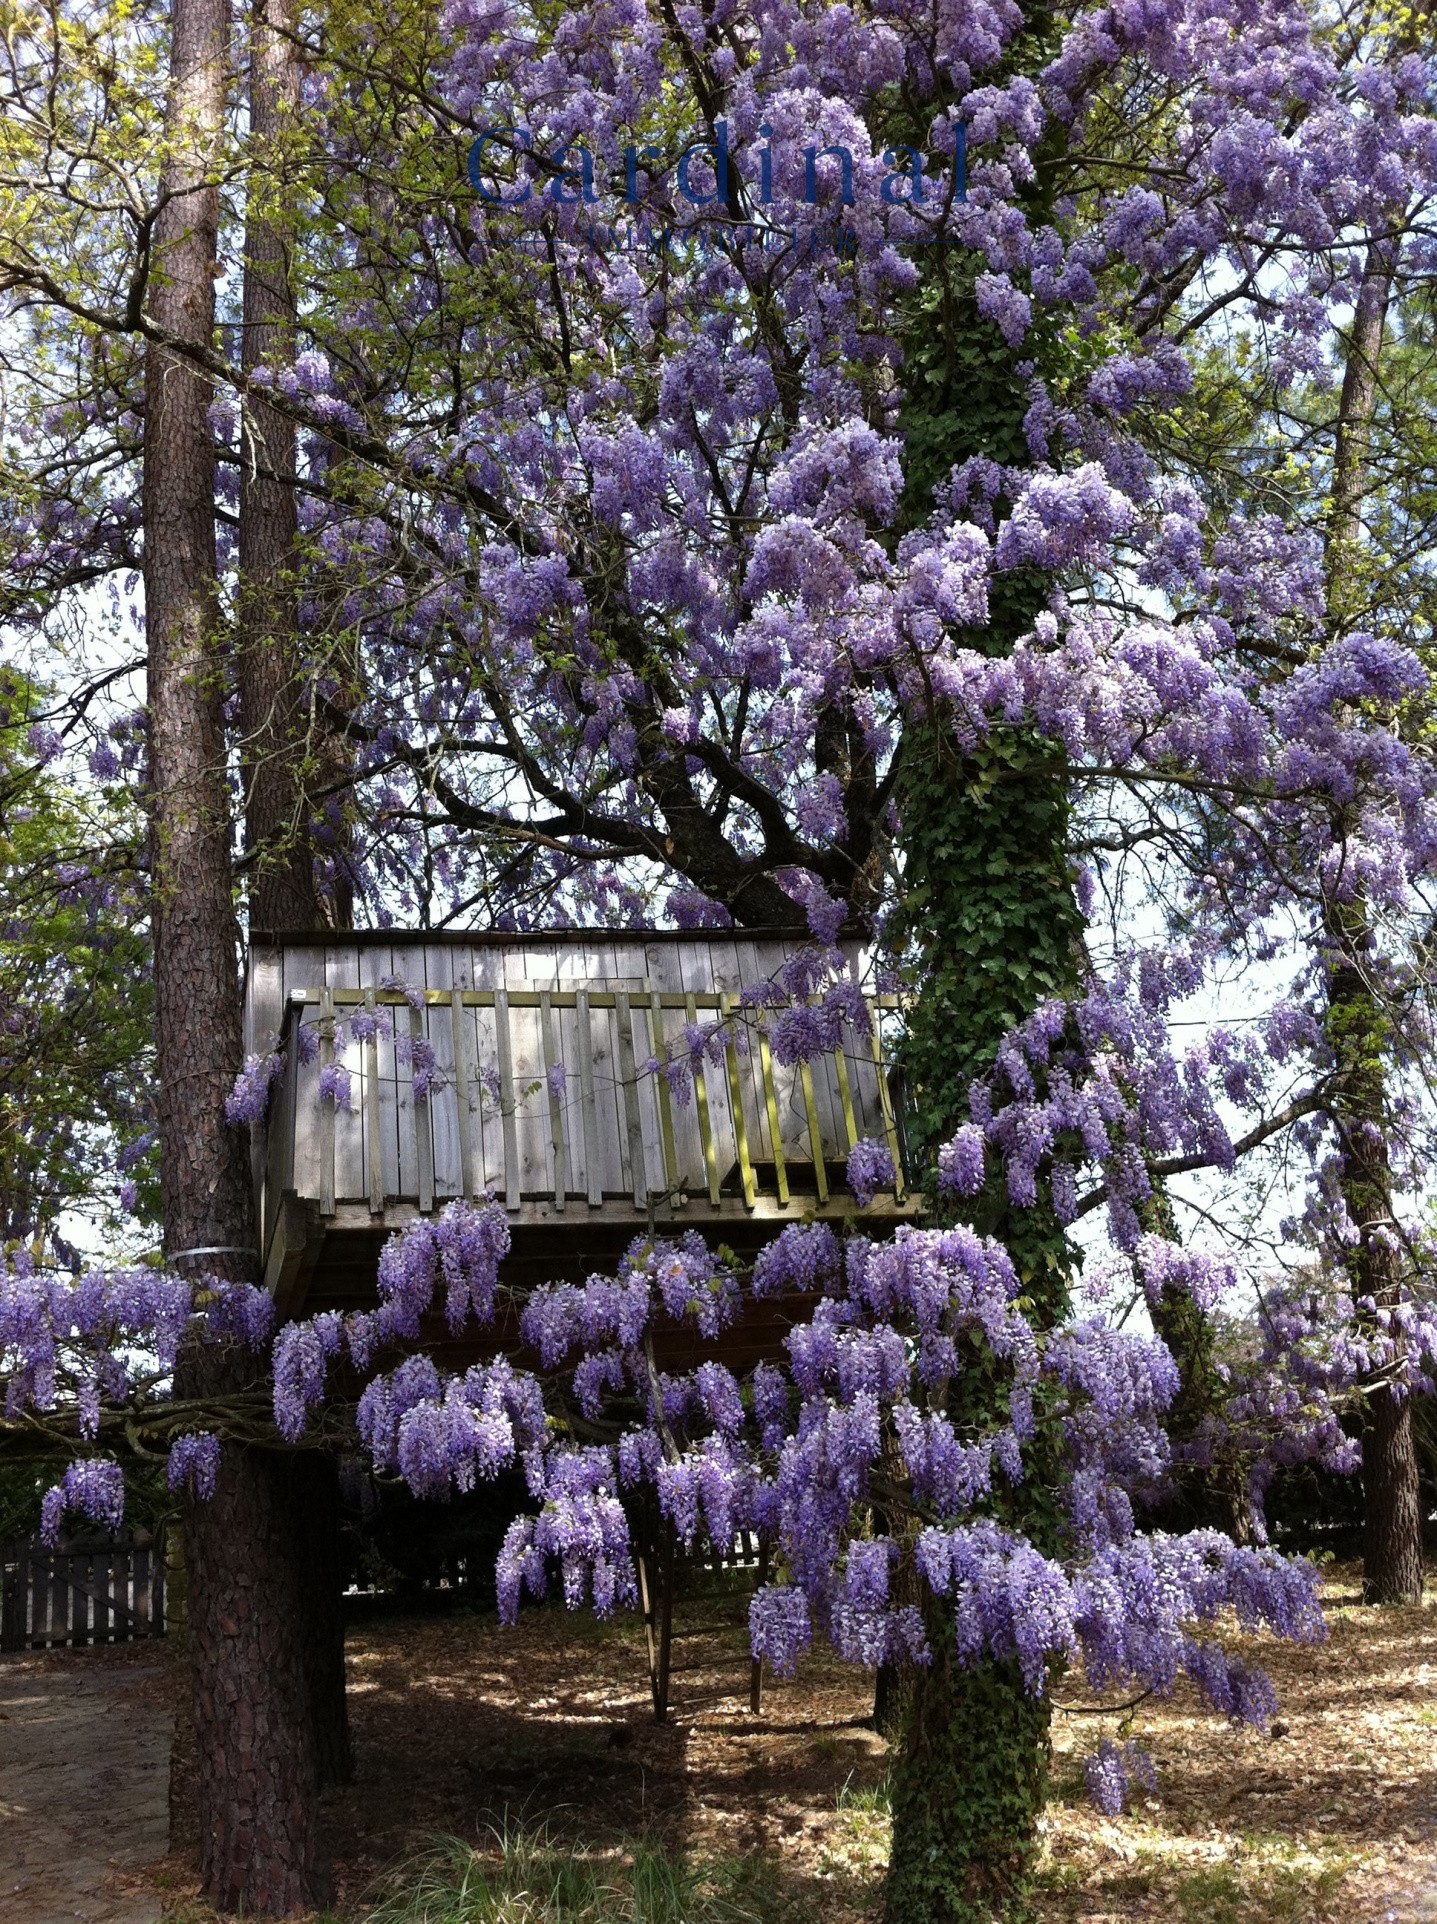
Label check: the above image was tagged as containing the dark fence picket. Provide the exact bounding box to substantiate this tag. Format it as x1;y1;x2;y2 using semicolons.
0;1536;167;1652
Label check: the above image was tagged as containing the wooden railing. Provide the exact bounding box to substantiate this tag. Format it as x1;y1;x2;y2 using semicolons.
246;932;923;1312
269;992;900;1215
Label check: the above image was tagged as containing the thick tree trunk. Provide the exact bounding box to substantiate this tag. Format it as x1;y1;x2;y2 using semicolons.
889;724;1081;1921
1328;910;1425;1604
1321;240;1425;1605
237;0;354;1782
144;0;326;1904
885;1624;1050;1924
1363;1386;1425;1604
175;1349;324;1912
290;1449;354;1786
239;0;321;932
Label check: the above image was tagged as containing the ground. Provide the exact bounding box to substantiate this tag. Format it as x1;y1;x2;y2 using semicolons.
4;1564;1434;1923
0;1640;171;1924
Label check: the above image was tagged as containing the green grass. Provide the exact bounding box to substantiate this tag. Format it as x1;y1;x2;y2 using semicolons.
835;1773;890;1818
361;1824;759;1924
1173;1854;1350;1924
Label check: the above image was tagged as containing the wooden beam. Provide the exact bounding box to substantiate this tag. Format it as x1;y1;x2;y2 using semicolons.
869;999;906;1203
687;992;721;1207
364;988;383;1215
647;983;681;1200
800;1058;829;1203
757;1023;789;1207
319;987;335;1217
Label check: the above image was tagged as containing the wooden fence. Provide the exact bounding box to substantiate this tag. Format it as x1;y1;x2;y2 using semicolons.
0;1536;166;1652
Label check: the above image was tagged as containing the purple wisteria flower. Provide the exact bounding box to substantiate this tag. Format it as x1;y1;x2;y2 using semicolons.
167;1432;221;1501
1084;1739;1157;1816
847;1137;895;1207
40;1459;125;1546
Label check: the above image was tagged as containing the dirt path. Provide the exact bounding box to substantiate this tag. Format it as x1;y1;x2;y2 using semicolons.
0;1647;172;1924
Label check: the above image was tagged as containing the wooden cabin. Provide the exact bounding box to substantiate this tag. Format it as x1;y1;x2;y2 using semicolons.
244;929;919;1322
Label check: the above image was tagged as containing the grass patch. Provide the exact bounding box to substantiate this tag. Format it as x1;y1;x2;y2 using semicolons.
1173;1852;1350;1924
361;1825;758;1924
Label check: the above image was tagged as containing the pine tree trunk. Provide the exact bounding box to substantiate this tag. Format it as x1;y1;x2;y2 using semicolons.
290;1450;354;1786
239;0;321;933
237;0;354;1782
176;1349;325;1912
1362;1386;1425;1604
1325;915;1425;1605
1321;242;1424;1606
144;0;326;1902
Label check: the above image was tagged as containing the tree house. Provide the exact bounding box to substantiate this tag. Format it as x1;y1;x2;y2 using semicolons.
244;929;919;1323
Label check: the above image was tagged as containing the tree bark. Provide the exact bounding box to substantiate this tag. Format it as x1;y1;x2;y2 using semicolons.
1362;1376;1425;1604
238;0;322;932
290;1448;354;1787
237;0;354;1782
1321;239;1425;1604
175;1349;324;1912
144;0;326;1903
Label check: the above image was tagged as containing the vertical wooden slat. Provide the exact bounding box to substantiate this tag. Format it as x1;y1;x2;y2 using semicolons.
319;988;336;1217
758;1025;789;1206
493;988;522;1210
868;1000;906;1202
68;1555;84;1646
539;989;567;1209
721;995;757;1210
687;993;722;1206
833;1040;859;1152
409;1003;435;1213
360;947;402;1200
515;953;557;1196
95;1551;112;1645
614;992;648;1210
53;1554;69;1647
1;1551;17;1653
449;989;477;1200
576;989;604;1205
364;988;384;1214
799;1059;830;1202
645;946;702;1196
647;985;681;1199
133;1545;151;1636
282;1006;300;1202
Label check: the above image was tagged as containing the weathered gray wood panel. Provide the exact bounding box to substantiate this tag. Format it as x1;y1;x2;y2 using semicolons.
243;930;906;1244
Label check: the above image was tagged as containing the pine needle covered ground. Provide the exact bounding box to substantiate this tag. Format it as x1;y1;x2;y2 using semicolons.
148;1564;1437;1923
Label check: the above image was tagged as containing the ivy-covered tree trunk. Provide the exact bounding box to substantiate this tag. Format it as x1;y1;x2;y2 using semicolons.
889;1633;1053;1923
885;723;1081;1923
1326;904;1424;1604
144;0;326;1903
881;59;1079;1881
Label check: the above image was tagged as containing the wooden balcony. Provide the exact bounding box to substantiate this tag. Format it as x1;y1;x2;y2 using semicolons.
244;930;919;1319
